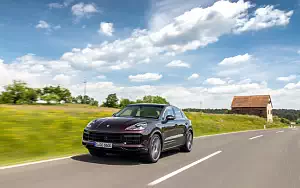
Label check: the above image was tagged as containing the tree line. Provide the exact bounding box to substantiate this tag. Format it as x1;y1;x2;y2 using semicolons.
101;93;169;108
0;80;99;106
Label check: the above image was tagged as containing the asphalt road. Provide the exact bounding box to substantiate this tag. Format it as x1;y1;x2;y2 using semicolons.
1;128;299;188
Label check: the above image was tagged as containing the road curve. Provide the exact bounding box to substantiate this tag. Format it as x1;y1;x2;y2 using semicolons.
1;128;299;188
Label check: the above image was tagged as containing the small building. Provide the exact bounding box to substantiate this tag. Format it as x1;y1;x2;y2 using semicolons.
231;95;273;122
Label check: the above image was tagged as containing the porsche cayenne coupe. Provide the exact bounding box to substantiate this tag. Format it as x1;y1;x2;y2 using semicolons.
82;103;193;163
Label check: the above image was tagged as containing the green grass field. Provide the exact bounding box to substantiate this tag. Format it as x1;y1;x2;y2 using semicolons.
0;104;285;166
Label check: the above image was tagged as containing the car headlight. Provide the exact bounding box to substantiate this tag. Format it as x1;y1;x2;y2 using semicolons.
86;120;96;128
125;122;148;131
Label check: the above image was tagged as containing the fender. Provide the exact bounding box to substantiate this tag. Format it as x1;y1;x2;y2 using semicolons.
149;128;164;149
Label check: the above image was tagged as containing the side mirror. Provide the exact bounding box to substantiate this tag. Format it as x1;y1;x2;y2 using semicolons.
166;115;175;121
112;113;117;117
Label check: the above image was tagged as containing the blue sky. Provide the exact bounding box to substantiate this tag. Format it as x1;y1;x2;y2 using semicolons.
0;0;300;109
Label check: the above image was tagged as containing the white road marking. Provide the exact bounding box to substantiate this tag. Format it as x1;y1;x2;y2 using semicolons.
147;151;222;186
276;131;284;133
0;156;73;170
249;135;264;140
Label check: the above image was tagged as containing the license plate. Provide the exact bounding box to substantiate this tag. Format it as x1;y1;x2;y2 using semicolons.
94;142;113;148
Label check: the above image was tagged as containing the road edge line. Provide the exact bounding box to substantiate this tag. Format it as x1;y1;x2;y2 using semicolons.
0;156;73;170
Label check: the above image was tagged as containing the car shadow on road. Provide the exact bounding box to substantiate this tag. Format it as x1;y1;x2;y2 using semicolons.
71;153;143;166
71;149;181;166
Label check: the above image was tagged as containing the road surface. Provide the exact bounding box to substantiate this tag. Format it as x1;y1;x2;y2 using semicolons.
1;128;299;188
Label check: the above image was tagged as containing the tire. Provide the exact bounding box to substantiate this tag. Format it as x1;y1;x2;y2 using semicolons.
181;130;193;152
88;148;106;157
145;134;162;163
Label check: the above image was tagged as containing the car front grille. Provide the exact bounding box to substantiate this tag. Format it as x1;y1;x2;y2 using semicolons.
83;132;142;145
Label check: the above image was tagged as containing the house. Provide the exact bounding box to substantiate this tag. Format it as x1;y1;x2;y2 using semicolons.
231;95;273;122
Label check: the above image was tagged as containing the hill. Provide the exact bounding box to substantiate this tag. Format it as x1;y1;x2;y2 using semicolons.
0;104;286;166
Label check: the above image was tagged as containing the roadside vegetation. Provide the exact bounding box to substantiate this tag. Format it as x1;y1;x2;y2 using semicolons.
0;104;287;166
184;108;300;124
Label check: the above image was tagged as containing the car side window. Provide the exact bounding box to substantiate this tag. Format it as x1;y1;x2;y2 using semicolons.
163;107;175;120
173;107;184;119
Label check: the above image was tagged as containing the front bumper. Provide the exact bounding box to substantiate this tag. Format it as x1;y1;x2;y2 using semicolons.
82;140;149;153
82;130;149;153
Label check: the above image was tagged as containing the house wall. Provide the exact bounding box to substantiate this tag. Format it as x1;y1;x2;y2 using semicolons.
266;103;273;123
231;107;267;118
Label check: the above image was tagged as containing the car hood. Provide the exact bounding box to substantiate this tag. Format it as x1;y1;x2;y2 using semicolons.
89;117;152;132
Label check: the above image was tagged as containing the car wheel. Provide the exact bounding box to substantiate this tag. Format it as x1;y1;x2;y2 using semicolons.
146;134;162;163
88;148;106;157
181;130;193;152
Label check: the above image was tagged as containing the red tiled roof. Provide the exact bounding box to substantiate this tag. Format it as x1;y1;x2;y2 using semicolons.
231;95;272;108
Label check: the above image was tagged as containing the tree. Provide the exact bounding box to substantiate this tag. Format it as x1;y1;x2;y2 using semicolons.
102;93;119;108
0;80;38;104
71;97;78;104
41;94;60;104
24;88;38;104
137;95;169;104
75;95;83;104
83;95;91;104
119;98;134;108
42;86;72;103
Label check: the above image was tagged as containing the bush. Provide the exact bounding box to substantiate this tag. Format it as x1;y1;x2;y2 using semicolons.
280;118;290;125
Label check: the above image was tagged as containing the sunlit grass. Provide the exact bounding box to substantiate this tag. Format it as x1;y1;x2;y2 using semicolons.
0;104;285;166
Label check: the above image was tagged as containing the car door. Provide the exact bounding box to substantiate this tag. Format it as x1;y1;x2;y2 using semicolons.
161;106;177;149
172;107;187;146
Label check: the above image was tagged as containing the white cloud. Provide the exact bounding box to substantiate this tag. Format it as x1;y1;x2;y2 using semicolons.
0;54;76;88
36;20;50;29
97;75;106;79
129;73;162;82
166;60;190;68
48;1;74;9
297;50;300;54
53;25;61;30
71;2;98;21
207;82;263;94
64;0;74;7
149;0;213;31
204;78;226;85
48;3;64;9
284;81;300;90
277;75;297;82
60;1;293;72
138;58;151;64
35;21;61;32
99;22;114;36
149;0;292;54
53;74;71;86
234;5;293;33
219;53;252;66
187;73;200;80
1;57;300;109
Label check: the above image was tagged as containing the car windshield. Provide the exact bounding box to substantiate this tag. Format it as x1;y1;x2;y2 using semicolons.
115;105;164;119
